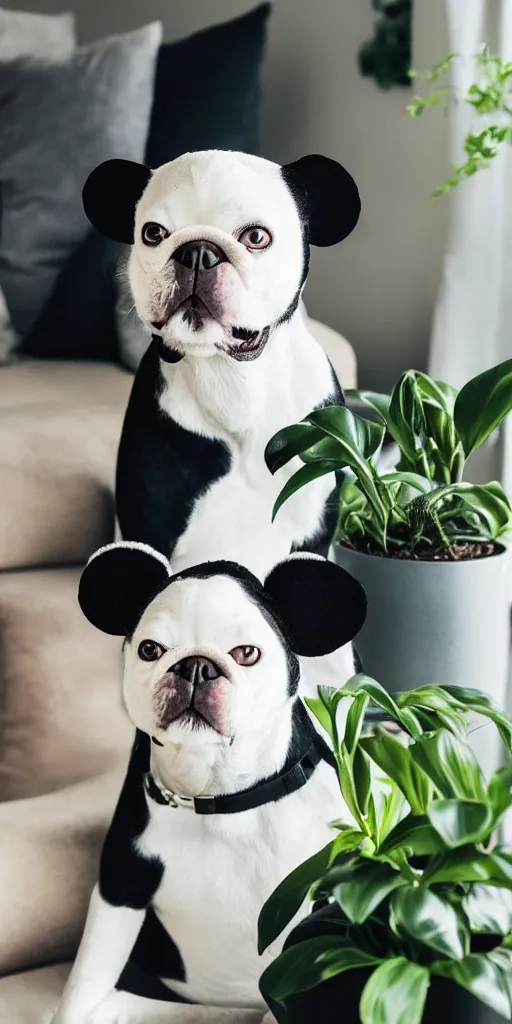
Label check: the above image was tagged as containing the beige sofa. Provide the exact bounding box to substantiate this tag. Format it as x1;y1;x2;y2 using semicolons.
0;320;356;1023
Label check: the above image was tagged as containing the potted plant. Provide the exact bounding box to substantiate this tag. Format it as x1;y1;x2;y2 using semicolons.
406;48;512;198
265;361;512;759
258;676;512;1024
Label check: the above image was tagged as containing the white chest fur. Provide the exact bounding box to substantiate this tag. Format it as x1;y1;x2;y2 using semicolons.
136;761;339;1008
157;314;338;579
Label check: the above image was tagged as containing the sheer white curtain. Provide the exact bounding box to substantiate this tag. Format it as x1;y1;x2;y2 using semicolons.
429;0;512;492
430;2;512;819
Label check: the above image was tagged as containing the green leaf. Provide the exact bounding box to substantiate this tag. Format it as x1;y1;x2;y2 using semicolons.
388;372;426;466
378;781;408;842
303;696;332;738
305;408;389;532
353;746;372;818
432;954;511;1019
455;482;512;538
257;833;360;954
380;471;435;495
428;799;495;848
272;461;335;521
299;435;344;465
410;731;487;801
344;693;370;753
392;885;467;959
307;404;384;459
379;813;447;856
337;749;366;825
259;936;379;1002
425;846;512;888
264;422;324;473
342;674;403;723
360;728;430;815
488;946;512;1005
315;685;352;750
488;764;512;816
335;860;407;925
463;885;512;935
360;958;430;1024
346;389;392;427
454;358;512;457
442;685;512;755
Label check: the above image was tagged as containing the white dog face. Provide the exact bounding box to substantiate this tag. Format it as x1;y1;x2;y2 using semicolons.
124;572;293;744
129;151;305;361
78;542;367;748
83;150;360;361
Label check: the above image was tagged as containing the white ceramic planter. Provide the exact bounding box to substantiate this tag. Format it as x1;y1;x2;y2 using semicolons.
335;544;511;777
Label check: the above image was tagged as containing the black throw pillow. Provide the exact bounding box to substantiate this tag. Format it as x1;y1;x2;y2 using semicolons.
21;3;271;363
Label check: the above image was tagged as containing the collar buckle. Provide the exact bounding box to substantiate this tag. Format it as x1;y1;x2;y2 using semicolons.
167;791;194;810
144;772;194;809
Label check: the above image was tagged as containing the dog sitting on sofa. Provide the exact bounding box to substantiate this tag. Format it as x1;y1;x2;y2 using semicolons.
82;149;360;580
51;542;366;1024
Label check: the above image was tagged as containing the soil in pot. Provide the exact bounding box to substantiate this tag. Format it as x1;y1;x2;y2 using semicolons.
343;540;497;562
263;905;506;1024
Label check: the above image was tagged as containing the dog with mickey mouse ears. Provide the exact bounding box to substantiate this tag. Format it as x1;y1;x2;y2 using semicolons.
51;542;366;1024
82;150;360;581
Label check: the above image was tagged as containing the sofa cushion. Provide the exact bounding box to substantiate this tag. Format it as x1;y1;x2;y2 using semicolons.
0;962;264;1024
0;567;132;801
0;360;132;570
0;770;123;975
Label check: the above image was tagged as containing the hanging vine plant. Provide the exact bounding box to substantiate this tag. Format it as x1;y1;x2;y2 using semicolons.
359;0;413;91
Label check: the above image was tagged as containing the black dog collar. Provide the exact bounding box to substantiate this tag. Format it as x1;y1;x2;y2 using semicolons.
143;731;333;815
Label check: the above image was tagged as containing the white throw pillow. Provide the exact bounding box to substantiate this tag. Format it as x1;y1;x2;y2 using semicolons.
0;7;75;61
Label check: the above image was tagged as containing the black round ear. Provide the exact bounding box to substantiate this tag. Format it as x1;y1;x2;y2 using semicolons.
78;542;171;636
82;159;152;244
282;155;361;247
264;554;367;657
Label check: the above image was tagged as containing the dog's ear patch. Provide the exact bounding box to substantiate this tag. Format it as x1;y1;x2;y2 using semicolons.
78;542;171;636
282;154;361;247
264;553;366;657
82;159;152;244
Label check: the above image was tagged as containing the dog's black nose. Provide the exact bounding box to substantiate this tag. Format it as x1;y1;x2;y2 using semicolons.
172;241;226;271
173;656;221;686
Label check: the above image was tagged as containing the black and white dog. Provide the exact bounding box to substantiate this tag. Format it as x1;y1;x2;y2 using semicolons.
51;542;366;1024
83;150;360;579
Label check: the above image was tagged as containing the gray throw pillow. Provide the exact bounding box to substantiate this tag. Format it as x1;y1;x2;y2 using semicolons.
0;6;75;61
0;21;162;337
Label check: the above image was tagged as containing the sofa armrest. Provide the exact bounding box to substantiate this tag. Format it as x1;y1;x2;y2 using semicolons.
306;316;357;391
0;766;125;976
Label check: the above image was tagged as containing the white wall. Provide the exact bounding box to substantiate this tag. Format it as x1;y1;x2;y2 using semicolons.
7;0;451;390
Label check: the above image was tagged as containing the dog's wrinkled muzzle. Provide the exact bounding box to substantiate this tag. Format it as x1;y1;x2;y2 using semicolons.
153;654;232;735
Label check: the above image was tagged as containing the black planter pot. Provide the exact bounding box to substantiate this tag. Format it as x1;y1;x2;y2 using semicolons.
262;906;506;1024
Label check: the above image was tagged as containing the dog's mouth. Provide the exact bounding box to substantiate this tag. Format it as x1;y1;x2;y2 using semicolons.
152;294;212;333
226;326;270;362
151;295;269;362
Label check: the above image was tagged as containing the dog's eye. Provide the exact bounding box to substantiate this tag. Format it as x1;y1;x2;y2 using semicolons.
238;226;271;251
138;639;165;662
142;222;169;247
229;645;261;666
